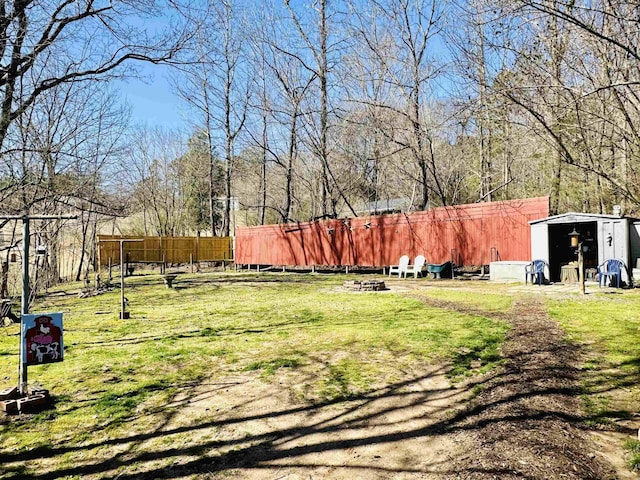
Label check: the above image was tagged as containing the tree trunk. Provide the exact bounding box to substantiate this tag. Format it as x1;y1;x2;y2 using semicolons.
319;0;334;217
260;94;268;226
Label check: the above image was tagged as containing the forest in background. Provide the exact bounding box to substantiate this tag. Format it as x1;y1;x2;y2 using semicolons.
0;0;638;282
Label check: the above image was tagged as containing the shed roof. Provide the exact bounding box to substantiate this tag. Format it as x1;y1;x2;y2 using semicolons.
529;212;635;225
354;197;412;215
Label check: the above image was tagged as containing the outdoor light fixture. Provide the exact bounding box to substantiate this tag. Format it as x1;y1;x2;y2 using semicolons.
569;227;579;248
566;226;587;295
327;227;334;235
607;233;613;246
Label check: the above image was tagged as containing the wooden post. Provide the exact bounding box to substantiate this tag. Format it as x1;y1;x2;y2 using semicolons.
190;253;193;273
108;257;112;282
97;238;102;281
578;242;585;295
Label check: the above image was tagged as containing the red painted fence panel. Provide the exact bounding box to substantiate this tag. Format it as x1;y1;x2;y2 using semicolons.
235;197;549;267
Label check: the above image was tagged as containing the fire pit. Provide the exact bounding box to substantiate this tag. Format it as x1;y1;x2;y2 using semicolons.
343;280;387;291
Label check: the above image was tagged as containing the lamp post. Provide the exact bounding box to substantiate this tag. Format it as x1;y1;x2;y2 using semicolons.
569;227;585;295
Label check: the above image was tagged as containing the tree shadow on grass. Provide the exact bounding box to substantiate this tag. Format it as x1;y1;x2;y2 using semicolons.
0;296;625;479
0;366;470;478
135;272;338;291
72;312;332;350
0;358;608;480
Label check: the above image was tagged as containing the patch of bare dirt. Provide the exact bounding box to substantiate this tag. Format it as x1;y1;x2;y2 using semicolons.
127;364;472;479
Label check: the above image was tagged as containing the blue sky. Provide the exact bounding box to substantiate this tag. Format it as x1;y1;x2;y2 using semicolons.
117;63;189;133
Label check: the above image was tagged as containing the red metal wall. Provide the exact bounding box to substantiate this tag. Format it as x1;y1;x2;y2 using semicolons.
235;197;549;267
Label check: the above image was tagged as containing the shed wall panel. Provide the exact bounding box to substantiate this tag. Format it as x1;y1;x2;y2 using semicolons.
631;223;640;269
530;224;549;263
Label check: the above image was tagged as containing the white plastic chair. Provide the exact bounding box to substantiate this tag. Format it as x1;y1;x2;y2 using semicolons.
389;255;410;278
404;255;426;278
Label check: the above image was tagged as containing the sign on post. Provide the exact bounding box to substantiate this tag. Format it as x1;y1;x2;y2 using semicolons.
22;313;63;366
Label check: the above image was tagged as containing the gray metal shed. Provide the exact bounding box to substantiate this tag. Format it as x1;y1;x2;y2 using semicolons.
529;212;638;283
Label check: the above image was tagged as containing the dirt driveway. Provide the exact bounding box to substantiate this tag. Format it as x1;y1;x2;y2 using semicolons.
97;292;633;480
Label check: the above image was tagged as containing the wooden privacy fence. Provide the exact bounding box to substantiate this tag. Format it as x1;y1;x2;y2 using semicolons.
97;235;233;265
235;197;550;267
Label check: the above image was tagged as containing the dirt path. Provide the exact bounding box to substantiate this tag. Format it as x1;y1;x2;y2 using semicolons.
432;296;620;479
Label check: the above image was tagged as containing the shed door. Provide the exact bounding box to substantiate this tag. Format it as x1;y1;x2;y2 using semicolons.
598;220;628;264
530;224;548;263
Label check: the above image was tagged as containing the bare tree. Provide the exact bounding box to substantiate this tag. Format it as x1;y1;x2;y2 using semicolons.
124;127;190;236
0;77;128;282
282;0;352;218
349;0;447;210
0;0;194;159
479;0;640;212
174;0;249;236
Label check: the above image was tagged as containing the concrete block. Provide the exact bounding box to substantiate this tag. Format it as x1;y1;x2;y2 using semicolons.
0;386;17;401
17;394;48;413
1;399;18;414
490;261;531;283
28;388;49;399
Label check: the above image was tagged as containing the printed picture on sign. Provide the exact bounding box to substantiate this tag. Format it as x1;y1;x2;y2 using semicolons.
22;313;63;365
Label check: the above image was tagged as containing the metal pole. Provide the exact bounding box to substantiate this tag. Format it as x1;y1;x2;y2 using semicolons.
97;238;141;319
19;218;30;396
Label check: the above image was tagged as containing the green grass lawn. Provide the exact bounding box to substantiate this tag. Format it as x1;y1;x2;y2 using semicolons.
3;273;640;477
547;291;640;469
0;272;509;478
